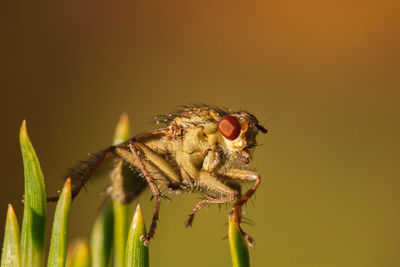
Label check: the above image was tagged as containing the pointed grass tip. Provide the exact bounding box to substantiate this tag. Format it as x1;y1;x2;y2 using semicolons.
7;203;14;213
20;120;27;133
125;204;149;266
114;113;130;144
65;177;71;190
132;204;143;232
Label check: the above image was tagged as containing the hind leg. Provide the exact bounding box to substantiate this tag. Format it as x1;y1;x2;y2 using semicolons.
128;141;165;246
47;146;117;202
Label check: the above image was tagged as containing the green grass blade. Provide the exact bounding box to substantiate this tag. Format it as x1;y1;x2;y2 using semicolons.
125;205;149;267
47;178;72;267
90;201;114;267
19;120;47;267
113;113;130;144
112;201;130;267
228;215;250;267
1;204;21;267
112;113;131;267
65;240;90;267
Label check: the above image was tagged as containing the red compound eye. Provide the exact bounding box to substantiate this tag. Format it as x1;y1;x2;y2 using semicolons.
218;115;241;140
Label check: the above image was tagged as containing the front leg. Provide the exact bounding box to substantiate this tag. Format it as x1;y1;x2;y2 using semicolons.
184;170;238;228
219;169;261;217
217;168;261;246
184;150;239;227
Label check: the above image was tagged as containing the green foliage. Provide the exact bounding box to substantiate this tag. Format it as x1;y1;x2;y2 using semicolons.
113;113;131;144
90;201;114;267
65;240;90;267
229;215;250;267
47;179;72;267
1;204;21;267
19;121;47;267
125;205;149;267
112;201;130;267
112;113;131;267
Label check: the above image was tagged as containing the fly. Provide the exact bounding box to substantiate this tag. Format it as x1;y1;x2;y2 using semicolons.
48;105;268;246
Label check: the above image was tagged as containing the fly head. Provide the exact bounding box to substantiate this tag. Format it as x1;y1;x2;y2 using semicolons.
217;111;267;165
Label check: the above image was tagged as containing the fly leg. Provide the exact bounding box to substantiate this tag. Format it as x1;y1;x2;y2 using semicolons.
47;146;116;202
129;141;163;246
217;169;261;246
134;142;181;186
184;170;238;228
184;195;234;228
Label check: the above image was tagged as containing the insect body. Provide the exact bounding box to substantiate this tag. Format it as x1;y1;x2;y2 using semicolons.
49;105;267;246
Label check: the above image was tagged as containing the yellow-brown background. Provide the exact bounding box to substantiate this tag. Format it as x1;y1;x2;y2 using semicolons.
1;1;399;266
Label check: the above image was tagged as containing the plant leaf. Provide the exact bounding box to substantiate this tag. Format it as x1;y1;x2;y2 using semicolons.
19;120;47;267
112;201;130;267
65;239;90;267
113;113;130;144
90;201;114;267
229;215;250;267
47;178;72;267
112;113;131;267
1;204;21;267
125;205;149;267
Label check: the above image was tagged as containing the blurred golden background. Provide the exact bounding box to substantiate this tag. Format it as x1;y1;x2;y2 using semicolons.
1;1;399;266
